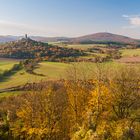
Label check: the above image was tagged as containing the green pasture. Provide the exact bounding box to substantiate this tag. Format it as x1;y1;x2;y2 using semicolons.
0;59;19;72
0;62;70;90
0;60;139;95
35;62;69;79
120;48;140;57
0;91;23;98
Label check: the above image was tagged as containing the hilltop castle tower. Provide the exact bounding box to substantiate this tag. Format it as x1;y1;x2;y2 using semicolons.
25;34;28;39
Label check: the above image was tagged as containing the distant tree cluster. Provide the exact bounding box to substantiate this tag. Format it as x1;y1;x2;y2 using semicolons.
79;40;129;46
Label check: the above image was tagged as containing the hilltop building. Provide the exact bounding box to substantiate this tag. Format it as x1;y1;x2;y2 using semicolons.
25;34;28;39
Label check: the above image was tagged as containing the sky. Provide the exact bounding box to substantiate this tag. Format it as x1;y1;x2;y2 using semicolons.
0;0;140;38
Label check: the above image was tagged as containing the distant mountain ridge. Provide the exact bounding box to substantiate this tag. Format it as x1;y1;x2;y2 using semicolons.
0;35;19;43
0;32;139;44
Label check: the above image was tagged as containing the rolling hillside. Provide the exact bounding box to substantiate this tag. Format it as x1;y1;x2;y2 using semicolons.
0;37;83;59
71;32;139;44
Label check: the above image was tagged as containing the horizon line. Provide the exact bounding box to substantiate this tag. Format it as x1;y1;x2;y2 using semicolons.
0;32;139;39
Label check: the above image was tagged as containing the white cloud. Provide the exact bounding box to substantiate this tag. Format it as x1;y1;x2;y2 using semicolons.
129;17;140;26
123;14;140;28
122;15;129;18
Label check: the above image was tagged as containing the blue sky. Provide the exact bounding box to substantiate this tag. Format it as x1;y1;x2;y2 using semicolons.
0;0;140;38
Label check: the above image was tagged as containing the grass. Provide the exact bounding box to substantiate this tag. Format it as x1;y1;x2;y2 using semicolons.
35;62;69;79
0;62;70;97
0;91;23;98
0;60;139;98
0;61;113;90
0;62;70;90
0;59;19;72
120;48;140;57
0;69;47;90
0;60;139;97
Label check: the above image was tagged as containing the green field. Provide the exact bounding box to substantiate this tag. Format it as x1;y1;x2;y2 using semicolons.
0;61;118;90
0;58;139;95
0;91;24;98
120;48;140;57
0;59;19;72
35;62;69;79
0;62;70;90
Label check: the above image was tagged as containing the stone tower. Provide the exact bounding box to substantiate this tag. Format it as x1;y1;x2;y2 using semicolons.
25;34;28;39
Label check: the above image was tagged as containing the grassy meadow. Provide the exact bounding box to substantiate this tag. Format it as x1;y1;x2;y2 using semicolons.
0;59;131;91
120;48;140;57
0;61;69;90
0;59;19;72
0;91;23;98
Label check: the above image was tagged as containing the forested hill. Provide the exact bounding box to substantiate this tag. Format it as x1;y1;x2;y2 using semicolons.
0;37;84;60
